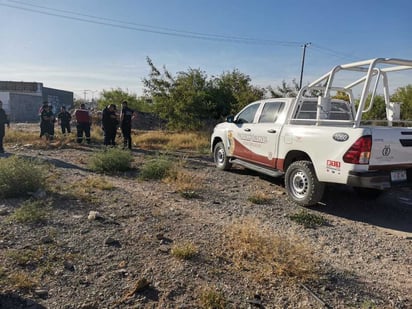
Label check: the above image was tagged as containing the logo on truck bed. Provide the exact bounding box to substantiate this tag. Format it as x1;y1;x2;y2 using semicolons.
332;132;349;142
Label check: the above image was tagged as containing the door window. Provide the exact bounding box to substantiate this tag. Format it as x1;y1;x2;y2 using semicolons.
236;103;259;123
258;102;285;123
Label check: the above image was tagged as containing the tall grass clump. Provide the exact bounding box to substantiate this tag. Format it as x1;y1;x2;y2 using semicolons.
9;200;50;224
198;286;227;309
0;156;46;198
222;218;318;282
88;148;133;173
138;155;174;180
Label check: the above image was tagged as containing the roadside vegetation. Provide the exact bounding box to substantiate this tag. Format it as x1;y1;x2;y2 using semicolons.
0;155;47;198
88;147;133;173
221;218;318;282
288;210;328;228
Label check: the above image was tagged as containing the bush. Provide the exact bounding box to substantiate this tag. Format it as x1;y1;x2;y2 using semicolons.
198;286;227;309
288;210;328;228
138;155;173;180
9;200;49;224
88;148;133;173
0;156;46;198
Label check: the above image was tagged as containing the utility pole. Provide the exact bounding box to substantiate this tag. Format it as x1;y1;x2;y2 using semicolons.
299;42;311;89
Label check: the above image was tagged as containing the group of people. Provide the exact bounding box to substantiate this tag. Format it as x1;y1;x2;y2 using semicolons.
0;99;137;153
39;100;136;149
101;101;136;149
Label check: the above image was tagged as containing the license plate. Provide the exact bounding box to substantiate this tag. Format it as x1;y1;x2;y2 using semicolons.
391;170;407;182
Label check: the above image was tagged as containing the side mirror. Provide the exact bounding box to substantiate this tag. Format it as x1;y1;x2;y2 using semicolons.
226;115;234;123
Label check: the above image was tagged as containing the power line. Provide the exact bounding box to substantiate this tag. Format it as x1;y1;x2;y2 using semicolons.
1;0;302;46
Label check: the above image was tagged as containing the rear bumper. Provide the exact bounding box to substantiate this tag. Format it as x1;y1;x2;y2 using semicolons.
347;169;412;189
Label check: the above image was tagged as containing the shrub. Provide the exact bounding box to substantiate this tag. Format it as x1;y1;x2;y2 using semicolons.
88;148;133;173
9;200;50;224
171;242;198;260
222;218;318;282
198;286;227;309
138;155;173;180
0;156;46;198
288;210;328;228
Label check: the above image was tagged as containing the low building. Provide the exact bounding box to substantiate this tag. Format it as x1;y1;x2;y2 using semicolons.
0;81;73;122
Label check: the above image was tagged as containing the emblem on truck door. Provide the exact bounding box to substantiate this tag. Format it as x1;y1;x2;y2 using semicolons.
332;132;349;142
382;145;391;156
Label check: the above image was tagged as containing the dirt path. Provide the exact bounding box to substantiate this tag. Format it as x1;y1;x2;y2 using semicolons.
0;146;411;308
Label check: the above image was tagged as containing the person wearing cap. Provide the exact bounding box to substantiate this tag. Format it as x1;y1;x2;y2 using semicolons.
120;100;137;150
57;106;72;135
74;103;92;144
101;104;118;146
0;100;10;153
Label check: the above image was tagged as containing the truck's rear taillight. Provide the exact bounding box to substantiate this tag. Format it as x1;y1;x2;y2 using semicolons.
343;135;372;164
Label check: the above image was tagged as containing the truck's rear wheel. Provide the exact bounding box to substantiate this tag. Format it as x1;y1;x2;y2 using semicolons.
213;142;232;170
285;160;325;207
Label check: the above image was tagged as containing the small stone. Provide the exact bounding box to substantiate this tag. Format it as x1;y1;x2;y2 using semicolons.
87;211;100;220
104;237;121;247
63;260;75;271
34;289;49;299
40;235;54;244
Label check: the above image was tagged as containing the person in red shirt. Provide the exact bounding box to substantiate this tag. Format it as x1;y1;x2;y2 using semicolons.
74;103;91;144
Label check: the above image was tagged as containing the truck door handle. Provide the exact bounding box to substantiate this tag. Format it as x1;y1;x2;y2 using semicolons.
267;129;277;133
244;128;251;132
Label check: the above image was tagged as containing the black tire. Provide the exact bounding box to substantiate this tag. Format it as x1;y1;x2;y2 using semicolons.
213;141;232;171
285;160;325;207
353;187;383;199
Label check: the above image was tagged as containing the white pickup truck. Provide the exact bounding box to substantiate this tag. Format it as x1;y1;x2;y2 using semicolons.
211;58;412;206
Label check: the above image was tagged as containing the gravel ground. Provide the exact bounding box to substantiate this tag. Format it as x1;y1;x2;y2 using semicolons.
0;144;411;309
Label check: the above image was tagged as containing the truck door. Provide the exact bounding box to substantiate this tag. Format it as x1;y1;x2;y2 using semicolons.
249;101;285;167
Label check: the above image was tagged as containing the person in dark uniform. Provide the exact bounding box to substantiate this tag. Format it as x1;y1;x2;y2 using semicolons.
0;100;10;153
74;103;91;144
57;106;72;135
102;104;118;146
40;103;55;140
39;102;49;138
120;100;137;149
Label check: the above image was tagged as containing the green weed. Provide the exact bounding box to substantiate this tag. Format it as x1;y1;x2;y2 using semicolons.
0;156;46;198
288;210;328;228
88;147;133;173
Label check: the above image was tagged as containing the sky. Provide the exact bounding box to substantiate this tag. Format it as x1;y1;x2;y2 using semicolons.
0;0;411;100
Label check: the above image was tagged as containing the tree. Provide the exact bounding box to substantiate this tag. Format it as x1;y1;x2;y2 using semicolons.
267;79;299;98
142;58;264;130
358;94;386;120
391;84;412;120
214;70;264;115
97;88;152;112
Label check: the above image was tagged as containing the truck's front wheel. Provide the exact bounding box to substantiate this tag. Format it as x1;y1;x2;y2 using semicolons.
213;142;232;171
285;160;325;207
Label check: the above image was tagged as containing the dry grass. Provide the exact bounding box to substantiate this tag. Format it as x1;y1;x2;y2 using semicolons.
165;160;205;198
61;175;115;203
222;218;318;283
171;242;198;260
5;124;103;149
198;285;227;309
6;271;39;291
133;130;209;152
247;191;272;204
